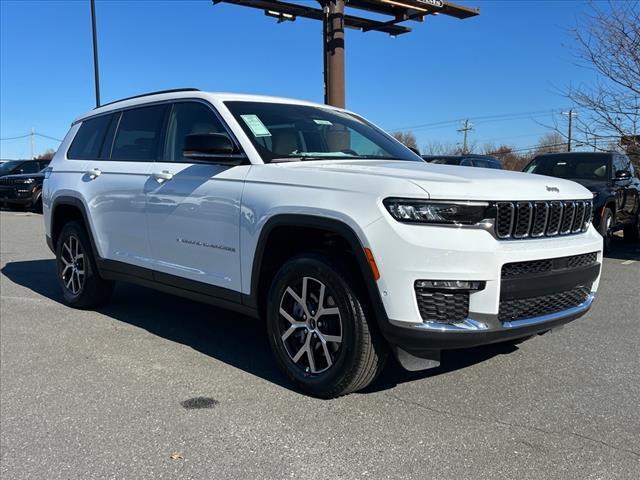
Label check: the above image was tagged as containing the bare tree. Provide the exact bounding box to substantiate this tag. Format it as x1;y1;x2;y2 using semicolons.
391;131;418;150
35;149;56;160
533;132;566;155
423;140;459;155
565;1;639;165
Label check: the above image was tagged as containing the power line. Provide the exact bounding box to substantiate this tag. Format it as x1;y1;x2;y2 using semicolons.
387;108;573;132
0;133;30;141
0;131;63;143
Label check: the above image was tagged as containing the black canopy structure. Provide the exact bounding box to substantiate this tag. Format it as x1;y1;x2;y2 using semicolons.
212;0;479;108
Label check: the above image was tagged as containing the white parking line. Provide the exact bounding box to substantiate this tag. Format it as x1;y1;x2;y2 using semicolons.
621;260;637;265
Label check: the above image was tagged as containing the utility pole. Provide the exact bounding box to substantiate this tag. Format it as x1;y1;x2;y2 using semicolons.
561;109;577;152
458;119;473;154
30;128;35;159
323;0;346;108
90;0;101;107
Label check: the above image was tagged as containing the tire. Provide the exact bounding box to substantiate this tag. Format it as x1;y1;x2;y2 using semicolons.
598;207;614;253
266;254;387;398
55;221;114;309
623;211;640;243
32;195;43;214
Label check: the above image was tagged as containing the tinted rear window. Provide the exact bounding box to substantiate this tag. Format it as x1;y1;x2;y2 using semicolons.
67;115;112;160
111;105;168;161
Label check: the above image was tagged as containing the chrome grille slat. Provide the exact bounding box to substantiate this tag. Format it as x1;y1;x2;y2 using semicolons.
560;201;576;235
531;202;549;237
494;199;592;240
572;201;586;233
582;202;593;232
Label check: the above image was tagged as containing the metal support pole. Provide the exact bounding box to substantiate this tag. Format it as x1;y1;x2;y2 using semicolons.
323;0;345;108
90;0;101;107
567;109;573;152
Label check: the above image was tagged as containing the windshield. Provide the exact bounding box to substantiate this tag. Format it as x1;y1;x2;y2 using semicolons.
428;157;461;165
524;154;609;180
225;101;421;163
0;161;21;174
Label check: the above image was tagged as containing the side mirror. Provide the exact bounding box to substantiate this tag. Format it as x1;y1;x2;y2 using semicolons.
614;169;631;180
183;133;244;164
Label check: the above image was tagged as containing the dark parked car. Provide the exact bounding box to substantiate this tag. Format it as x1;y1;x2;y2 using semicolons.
422;154;503;169
0;159;50;177
524;152;640;250
0;167;47;213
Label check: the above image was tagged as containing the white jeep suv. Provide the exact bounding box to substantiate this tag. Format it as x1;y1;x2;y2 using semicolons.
43;89;603;398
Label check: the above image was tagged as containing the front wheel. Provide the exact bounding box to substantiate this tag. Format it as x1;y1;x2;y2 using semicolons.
598;207;614;253
56;221;114;309
266;254;387;398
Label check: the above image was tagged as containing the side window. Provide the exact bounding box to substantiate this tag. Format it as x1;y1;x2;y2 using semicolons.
163;102;226;162
472;159;489;168
111;105;168;161
67;114;112;160
619;154;631;171
460;158;473;166
612;155;627;177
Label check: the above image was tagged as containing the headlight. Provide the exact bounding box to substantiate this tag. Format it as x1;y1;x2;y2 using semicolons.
19;178;35;184
383;198;491;225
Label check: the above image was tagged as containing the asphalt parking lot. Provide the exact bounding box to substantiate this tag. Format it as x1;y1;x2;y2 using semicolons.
1;210;638;479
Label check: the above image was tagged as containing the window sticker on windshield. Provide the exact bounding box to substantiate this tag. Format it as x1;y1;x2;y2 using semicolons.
240;114;271;137
313;119;333;126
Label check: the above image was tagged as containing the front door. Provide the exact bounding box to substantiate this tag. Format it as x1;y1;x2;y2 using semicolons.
145;101;249;294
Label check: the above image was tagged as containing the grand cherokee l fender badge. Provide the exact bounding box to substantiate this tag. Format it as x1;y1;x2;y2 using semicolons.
176;238;236;252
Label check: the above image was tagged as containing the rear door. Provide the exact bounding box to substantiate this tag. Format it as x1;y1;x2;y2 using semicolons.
145;100;249;294
81;104;168;269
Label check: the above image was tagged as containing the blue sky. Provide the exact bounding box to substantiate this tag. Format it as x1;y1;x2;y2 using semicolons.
1;0;602;159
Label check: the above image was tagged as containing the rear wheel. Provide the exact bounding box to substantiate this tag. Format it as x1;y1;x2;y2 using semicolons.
266;254;387;398
56;221;113;308
599;207;614;253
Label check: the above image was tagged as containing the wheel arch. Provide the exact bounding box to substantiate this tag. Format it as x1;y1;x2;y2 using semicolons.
50;196;99;257
246;214;386;324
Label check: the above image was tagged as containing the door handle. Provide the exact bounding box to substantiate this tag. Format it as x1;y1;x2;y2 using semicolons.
86;168;101;180
152;170;174;183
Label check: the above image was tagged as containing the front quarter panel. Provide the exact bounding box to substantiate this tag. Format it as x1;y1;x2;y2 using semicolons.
239;163;427;295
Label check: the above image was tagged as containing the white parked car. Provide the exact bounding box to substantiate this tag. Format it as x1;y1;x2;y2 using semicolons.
43;89;603;397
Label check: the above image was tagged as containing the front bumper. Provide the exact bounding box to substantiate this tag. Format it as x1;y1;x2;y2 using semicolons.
364;215;603;354
380;294;593;356
0;186;35;206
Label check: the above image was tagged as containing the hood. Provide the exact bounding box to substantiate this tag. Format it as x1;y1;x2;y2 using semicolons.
558;178;607;192
278;160;592;201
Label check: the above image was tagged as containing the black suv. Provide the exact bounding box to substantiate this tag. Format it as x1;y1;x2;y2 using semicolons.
524;152;640;251
0;160;49;213
422;154;503;169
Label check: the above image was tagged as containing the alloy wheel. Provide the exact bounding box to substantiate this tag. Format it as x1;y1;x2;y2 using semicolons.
60;235;85;295
278;276;343;374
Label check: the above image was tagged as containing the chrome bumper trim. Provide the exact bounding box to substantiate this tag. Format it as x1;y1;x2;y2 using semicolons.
390;294;595;333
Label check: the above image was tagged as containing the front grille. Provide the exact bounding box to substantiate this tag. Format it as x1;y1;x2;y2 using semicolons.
499;286;591;322
501;252;599;278
567;251;598;269
415;288;469;323
495;200;592;239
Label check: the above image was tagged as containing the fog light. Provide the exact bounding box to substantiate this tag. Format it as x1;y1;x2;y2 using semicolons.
415;280;485;290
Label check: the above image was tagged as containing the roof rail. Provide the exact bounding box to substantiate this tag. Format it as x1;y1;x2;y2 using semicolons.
95;88;201;109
